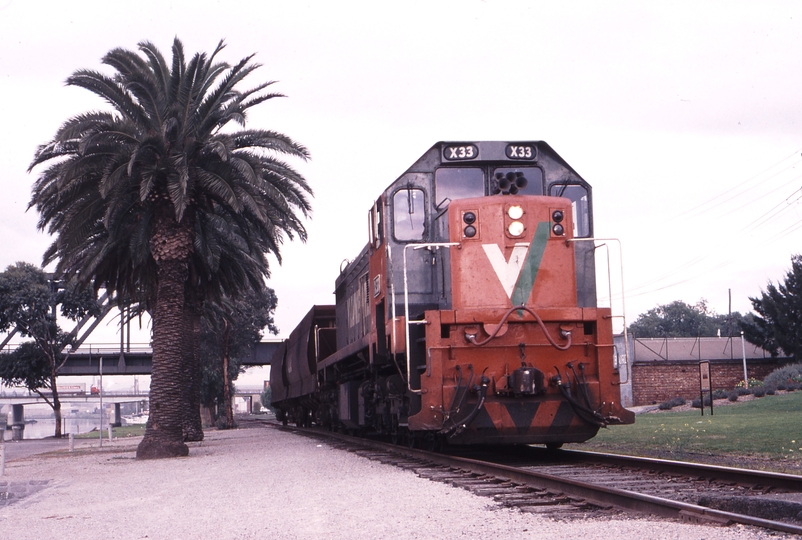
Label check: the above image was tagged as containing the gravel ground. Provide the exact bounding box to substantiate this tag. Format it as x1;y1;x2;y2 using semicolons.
0;422;793;539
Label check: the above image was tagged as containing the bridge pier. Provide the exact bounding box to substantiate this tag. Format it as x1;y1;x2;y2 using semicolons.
111;403;122;428
11;404;24;441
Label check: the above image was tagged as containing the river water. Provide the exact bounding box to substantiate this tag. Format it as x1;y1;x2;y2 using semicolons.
2;417;109;441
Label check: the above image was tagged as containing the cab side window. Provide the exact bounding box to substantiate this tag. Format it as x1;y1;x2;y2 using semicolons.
369;199;383;248
393;188;426;242
549;183;591;238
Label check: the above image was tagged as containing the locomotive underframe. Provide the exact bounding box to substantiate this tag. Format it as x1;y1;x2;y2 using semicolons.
275;303;632;447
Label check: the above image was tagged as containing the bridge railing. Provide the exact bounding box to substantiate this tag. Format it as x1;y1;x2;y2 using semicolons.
66;343;153;355
0;388;149;398
0;342;153;355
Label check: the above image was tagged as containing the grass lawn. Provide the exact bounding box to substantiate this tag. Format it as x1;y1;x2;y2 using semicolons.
74;425;145;439
569;391;802;474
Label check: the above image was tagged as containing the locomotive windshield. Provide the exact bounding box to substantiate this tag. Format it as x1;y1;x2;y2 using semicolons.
434;166;546;209
434;167;484;208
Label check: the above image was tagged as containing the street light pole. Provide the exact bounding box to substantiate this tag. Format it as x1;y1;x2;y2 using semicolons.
740;331;748;387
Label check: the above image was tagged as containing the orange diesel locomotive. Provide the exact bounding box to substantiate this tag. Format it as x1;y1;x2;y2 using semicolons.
271;141;634;448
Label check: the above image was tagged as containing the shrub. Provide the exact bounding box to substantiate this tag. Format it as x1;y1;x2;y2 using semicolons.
260;386;274;413
216;417;238;430
727;390;739;402
765;386;776;395
763;363;802;389
712;389;728;400
776;382;788;391
737;387;751;396
691;396;712;408
753;386;767;397
253;401;262;413
658;396;687;410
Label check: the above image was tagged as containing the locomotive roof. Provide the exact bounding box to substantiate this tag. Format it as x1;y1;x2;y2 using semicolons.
400;140;587;184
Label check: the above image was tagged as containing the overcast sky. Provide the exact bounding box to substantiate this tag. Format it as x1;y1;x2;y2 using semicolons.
2;0;802;364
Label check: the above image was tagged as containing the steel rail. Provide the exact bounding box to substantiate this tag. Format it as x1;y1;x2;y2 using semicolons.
556;448;802;492
275;424;802;536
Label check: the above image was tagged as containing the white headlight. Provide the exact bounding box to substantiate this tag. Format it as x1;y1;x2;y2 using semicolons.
508;205;524;219
508;221;525;236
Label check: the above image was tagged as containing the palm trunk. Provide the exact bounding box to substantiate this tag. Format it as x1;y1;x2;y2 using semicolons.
136;260;190;459
182;289;204;441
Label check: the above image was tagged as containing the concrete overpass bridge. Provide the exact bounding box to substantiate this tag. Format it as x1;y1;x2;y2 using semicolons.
0;284;279;377
46;340;279;376
0;289;281;439
0;390;149;406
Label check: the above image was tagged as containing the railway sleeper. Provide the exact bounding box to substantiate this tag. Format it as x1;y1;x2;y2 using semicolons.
500;498;568;508
677;510;733;527
470;486;521;497
698;495;802;523
385;460;427;468
517;506;590;517
411;466;450;475
450;475;503;484
418;472;473;481
450;478;504;488
495;494;568;506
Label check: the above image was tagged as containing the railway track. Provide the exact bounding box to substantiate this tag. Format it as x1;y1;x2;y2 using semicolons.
266;421;802;536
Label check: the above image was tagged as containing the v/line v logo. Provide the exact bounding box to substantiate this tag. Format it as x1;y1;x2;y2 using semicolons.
480;222;550;306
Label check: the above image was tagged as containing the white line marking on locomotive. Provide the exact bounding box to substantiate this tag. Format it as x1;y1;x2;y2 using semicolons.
482;243;529;298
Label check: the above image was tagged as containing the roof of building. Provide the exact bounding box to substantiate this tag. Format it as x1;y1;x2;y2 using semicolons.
629;336;783;363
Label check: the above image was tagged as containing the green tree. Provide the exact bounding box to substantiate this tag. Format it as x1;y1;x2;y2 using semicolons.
200;287;278;428
260;385;272;413
28;39;311;458
742;255;802;360
629;299;745;338
0;263;100;437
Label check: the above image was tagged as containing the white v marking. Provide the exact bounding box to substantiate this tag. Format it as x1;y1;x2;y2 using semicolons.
482;244;530;298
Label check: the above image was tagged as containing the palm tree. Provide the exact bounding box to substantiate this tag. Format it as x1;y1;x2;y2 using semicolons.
29;38;312;459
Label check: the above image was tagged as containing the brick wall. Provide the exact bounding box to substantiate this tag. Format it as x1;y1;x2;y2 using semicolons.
631;359;792;406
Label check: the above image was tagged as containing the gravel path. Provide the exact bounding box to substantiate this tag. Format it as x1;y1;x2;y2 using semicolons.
0;423;791;539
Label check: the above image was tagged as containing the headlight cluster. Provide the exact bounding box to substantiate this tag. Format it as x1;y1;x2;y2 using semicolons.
552;209;565;236
507;205;525;237
463;211;477;238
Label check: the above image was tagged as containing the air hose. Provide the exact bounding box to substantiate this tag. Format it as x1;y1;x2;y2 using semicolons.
440;375;489;437
466;304;571;350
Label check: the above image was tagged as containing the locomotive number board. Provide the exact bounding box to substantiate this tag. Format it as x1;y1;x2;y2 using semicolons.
442;143;538;161
505;144;536;160
443;144;478;161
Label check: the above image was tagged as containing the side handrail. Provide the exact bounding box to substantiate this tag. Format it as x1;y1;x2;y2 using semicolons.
402;243;459;393
567;237;630;384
